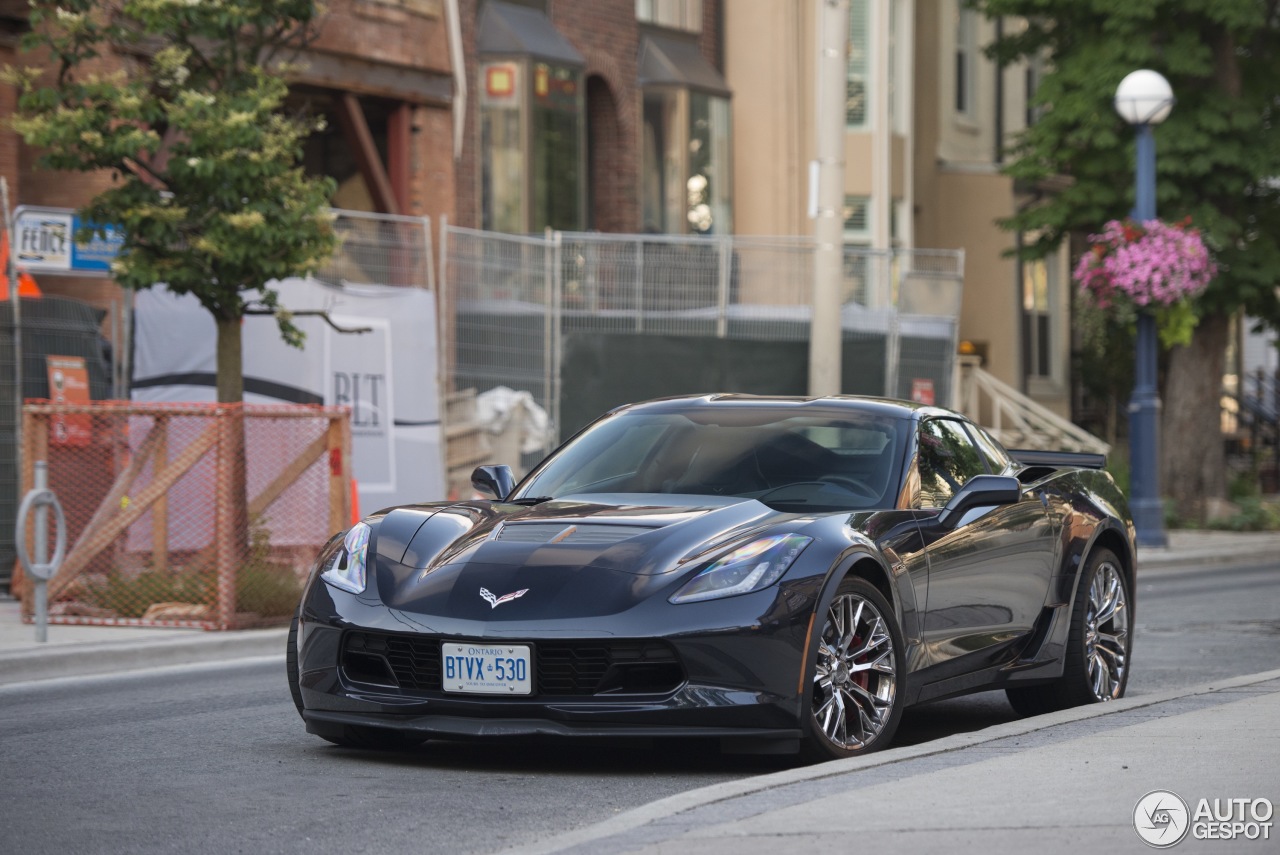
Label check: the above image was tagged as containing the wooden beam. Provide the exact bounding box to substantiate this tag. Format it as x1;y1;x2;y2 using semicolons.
248;432;328;519
50;422;219;598
388;102;413;214
333;92;400;215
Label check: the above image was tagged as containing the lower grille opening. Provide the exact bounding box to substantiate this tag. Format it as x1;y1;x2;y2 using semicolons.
596;662;685;694
340;632;684;697
341;651;400;688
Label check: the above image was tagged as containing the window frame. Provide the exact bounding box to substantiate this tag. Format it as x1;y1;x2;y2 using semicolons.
636;0;703;33
954;4;977;120
846;0;871;130
913;416;990;509
640;85;732;235
479;56;586;233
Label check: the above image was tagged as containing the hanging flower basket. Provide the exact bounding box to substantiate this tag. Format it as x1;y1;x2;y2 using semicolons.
1073;218;1217;347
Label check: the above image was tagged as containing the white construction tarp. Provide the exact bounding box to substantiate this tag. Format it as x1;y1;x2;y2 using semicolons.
132;277;445;520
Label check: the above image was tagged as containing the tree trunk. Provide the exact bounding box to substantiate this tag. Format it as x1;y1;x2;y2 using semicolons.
215;316;244;403
1161;311;1229;524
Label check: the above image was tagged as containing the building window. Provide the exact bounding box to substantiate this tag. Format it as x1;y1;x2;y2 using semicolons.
1024;52;1045;129
641;88;731;235
531;62;584;232
846;0;869;128
636;0;702;32
480;62;525;232
480;59;585;233
843;195;871;243
1021;253;1057;381
955;5;976;117
842;195;870;304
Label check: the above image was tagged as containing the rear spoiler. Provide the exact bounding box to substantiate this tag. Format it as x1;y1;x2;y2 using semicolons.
1008;449;1107;471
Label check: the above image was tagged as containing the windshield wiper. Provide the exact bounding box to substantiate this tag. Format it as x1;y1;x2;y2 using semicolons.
508;496;555;506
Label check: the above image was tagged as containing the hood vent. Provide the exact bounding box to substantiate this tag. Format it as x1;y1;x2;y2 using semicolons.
495;523;652;546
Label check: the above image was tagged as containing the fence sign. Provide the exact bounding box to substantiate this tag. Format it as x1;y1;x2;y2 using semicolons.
12;206;123;274
46;355;92;446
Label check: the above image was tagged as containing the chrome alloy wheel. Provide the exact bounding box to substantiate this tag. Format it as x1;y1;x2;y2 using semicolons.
1084;560;1129;701
811;591;897;749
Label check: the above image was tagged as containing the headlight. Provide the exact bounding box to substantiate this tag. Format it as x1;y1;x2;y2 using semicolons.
670;533;812;604
320;522;371;595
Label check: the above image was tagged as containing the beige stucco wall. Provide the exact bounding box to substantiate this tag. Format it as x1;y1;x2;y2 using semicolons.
725;0;814;236
725;0;1072;418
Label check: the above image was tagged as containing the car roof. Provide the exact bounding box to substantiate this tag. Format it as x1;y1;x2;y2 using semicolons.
609;394;958;422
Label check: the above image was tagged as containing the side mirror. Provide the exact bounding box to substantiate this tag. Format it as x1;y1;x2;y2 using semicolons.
471;465;517;501
937;474;1022;529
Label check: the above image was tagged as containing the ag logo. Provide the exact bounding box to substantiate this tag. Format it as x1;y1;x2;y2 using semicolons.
1134;790;1191;848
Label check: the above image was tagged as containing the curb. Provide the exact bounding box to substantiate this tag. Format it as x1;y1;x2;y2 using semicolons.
1137;549;1280;573
0;628;287;686
504;667;1280;855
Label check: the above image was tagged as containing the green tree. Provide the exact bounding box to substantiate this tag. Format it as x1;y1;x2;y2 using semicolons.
5;0;337;403
973;0;1280;522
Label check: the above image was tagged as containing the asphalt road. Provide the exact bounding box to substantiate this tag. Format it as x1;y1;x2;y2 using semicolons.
1;561;1275;855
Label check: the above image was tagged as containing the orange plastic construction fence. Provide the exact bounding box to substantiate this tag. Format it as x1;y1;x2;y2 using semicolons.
14;401;352;630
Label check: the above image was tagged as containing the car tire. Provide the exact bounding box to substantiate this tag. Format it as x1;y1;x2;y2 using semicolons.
800;576;906;763
286;610;305;721
1006;547;1131;717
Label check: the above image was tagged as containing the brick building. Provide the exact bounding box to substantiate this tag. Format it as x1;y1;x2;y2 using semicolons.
454;0;727;235
3;0;729;249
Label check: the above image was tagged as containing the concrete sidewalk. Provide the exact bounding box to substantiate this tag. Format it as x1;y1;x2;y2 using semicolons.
511;669;1280;854
1;528;1278;686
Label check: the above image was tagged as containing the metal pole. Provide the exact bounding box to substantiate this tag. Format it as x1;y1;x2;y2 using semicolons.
435;216;452;496
33;460;48;642
550;230;563;451
716;235;731;339
809;0;850;396
635;240;644;333
2;180;22;502
1129;123;1167;547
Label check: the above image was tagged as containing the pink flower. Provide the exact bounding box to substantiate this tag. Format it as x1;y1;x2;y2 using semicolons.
1073;218;1216;308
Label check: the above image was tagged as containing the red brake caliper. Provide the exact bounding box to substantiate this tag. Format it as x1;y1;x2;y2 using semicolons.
851;633;869;690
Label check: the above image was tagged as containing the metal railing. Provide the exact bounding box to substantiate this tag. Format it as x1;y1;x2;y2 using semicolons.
955;356;1110;455
440;225;966;472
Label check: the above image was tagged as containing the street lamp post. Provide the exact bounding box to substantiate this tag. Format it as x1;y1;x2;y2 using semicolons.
1115;70;1174;548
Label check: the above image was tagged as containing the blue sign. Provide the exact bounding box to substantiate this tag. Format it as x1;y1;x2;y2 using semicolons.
70;217;125;272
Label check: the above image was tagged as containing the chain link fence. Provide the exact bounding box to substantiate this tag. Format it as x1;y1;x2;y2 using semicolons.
0;296;121;591
315;208;435;291
441;226;965;477
12;402;351;629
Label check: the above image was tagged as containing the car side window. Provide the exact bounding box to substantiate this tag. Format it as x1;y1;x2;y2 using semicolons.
915;418;988;509
965;423;1012;474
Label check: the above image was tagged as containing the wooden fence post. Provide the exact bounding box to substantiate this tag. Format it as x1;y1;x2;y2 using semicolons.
326;412;351;534
151;415;169;573
214;406;238;630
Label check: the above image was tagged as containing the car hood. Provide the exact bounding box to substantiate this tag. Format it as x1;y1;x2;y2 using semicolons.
369;494;808;620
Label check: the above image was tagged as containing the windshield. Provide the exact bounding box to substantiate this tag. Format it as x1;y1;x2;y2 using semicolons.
517;408;909;511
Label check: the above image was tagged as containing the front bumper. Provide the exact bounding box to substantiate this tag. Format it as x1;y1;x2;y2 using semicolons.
295;575;820;743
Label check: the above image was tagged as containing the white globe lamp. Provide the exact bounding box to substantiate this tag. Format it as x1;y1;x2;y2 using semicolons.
1114;69;1174;126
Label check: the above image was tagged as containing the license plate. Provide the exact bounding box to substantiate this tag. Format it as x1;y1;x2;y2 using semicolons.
441;643;533;695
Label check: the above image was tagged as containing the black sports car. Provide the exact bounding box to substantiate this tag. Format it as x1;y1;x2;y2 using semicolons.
288;395;1135;761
